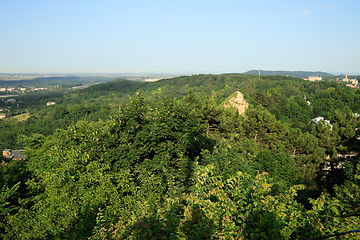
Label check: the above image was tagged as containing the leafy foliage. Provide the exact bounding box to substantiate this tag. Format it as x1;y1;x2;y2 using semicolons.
1;73;360;239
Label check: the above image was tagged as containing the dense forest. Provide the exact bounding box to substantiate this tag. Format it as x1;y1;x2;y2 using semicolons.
244;70;333;78
1;74;360;239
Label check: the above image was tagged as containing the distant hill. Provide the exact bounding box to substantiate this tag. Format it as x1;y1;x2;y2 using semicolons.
78;78;143;96
0;76;120;88
244;70;333;78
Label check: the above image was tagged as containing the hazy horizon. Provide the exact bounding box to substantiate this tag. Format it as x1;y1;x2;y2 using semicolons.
1;70;359;76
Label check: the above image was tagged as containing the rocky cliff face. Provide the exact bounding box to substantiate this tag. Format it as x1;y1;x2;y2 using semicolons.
223;91;248;115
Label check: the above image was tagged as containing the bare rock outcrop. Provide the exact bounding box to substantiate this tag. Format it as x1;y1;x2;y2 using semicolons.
223;91;248;115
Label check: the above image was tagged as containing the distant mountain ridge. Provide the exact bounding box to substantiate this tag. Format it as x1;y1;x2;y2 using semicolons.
244;70;333;78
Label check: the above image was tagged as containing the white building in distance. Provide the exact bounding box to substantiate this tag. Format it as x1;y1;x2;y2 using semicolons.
144;78;161;82
312;116;333;130
305;76;323;82
339;74;358;86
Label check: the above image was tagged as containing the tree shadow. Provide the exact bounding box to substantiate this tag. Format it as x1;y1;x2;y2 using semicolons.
243;210;281;240
115;203;214;240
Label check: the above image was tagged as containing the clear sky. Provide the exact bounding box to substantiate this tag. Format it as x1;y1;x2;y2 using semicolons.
1;0;359;74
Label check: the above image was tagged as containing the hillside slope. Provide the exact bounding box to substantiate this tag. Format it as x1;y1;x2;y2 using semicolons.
2;73;360;239
244;70;333;78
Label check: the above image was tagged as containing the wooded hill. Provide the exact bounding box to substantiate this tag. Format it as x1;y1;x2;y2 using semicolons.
244;70;333;78
1;73;360;239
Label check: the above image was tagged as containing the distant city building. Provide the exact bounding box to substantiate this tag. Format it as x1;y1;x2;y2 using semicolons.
47;101;56;106
144;78;161;82
305;76;323;82
2;149;26;160
69;86;87;90
312;116;333;130
32;87;47;91
346;84;356;89
337;74;358;87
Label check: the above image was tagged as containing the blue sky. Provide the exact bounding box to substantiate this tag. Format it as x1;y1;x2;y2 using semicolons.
1;0;359;74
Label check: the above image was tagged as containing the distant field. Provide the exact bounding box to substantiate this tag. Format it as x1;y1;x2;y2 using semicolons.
12;113;30;121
